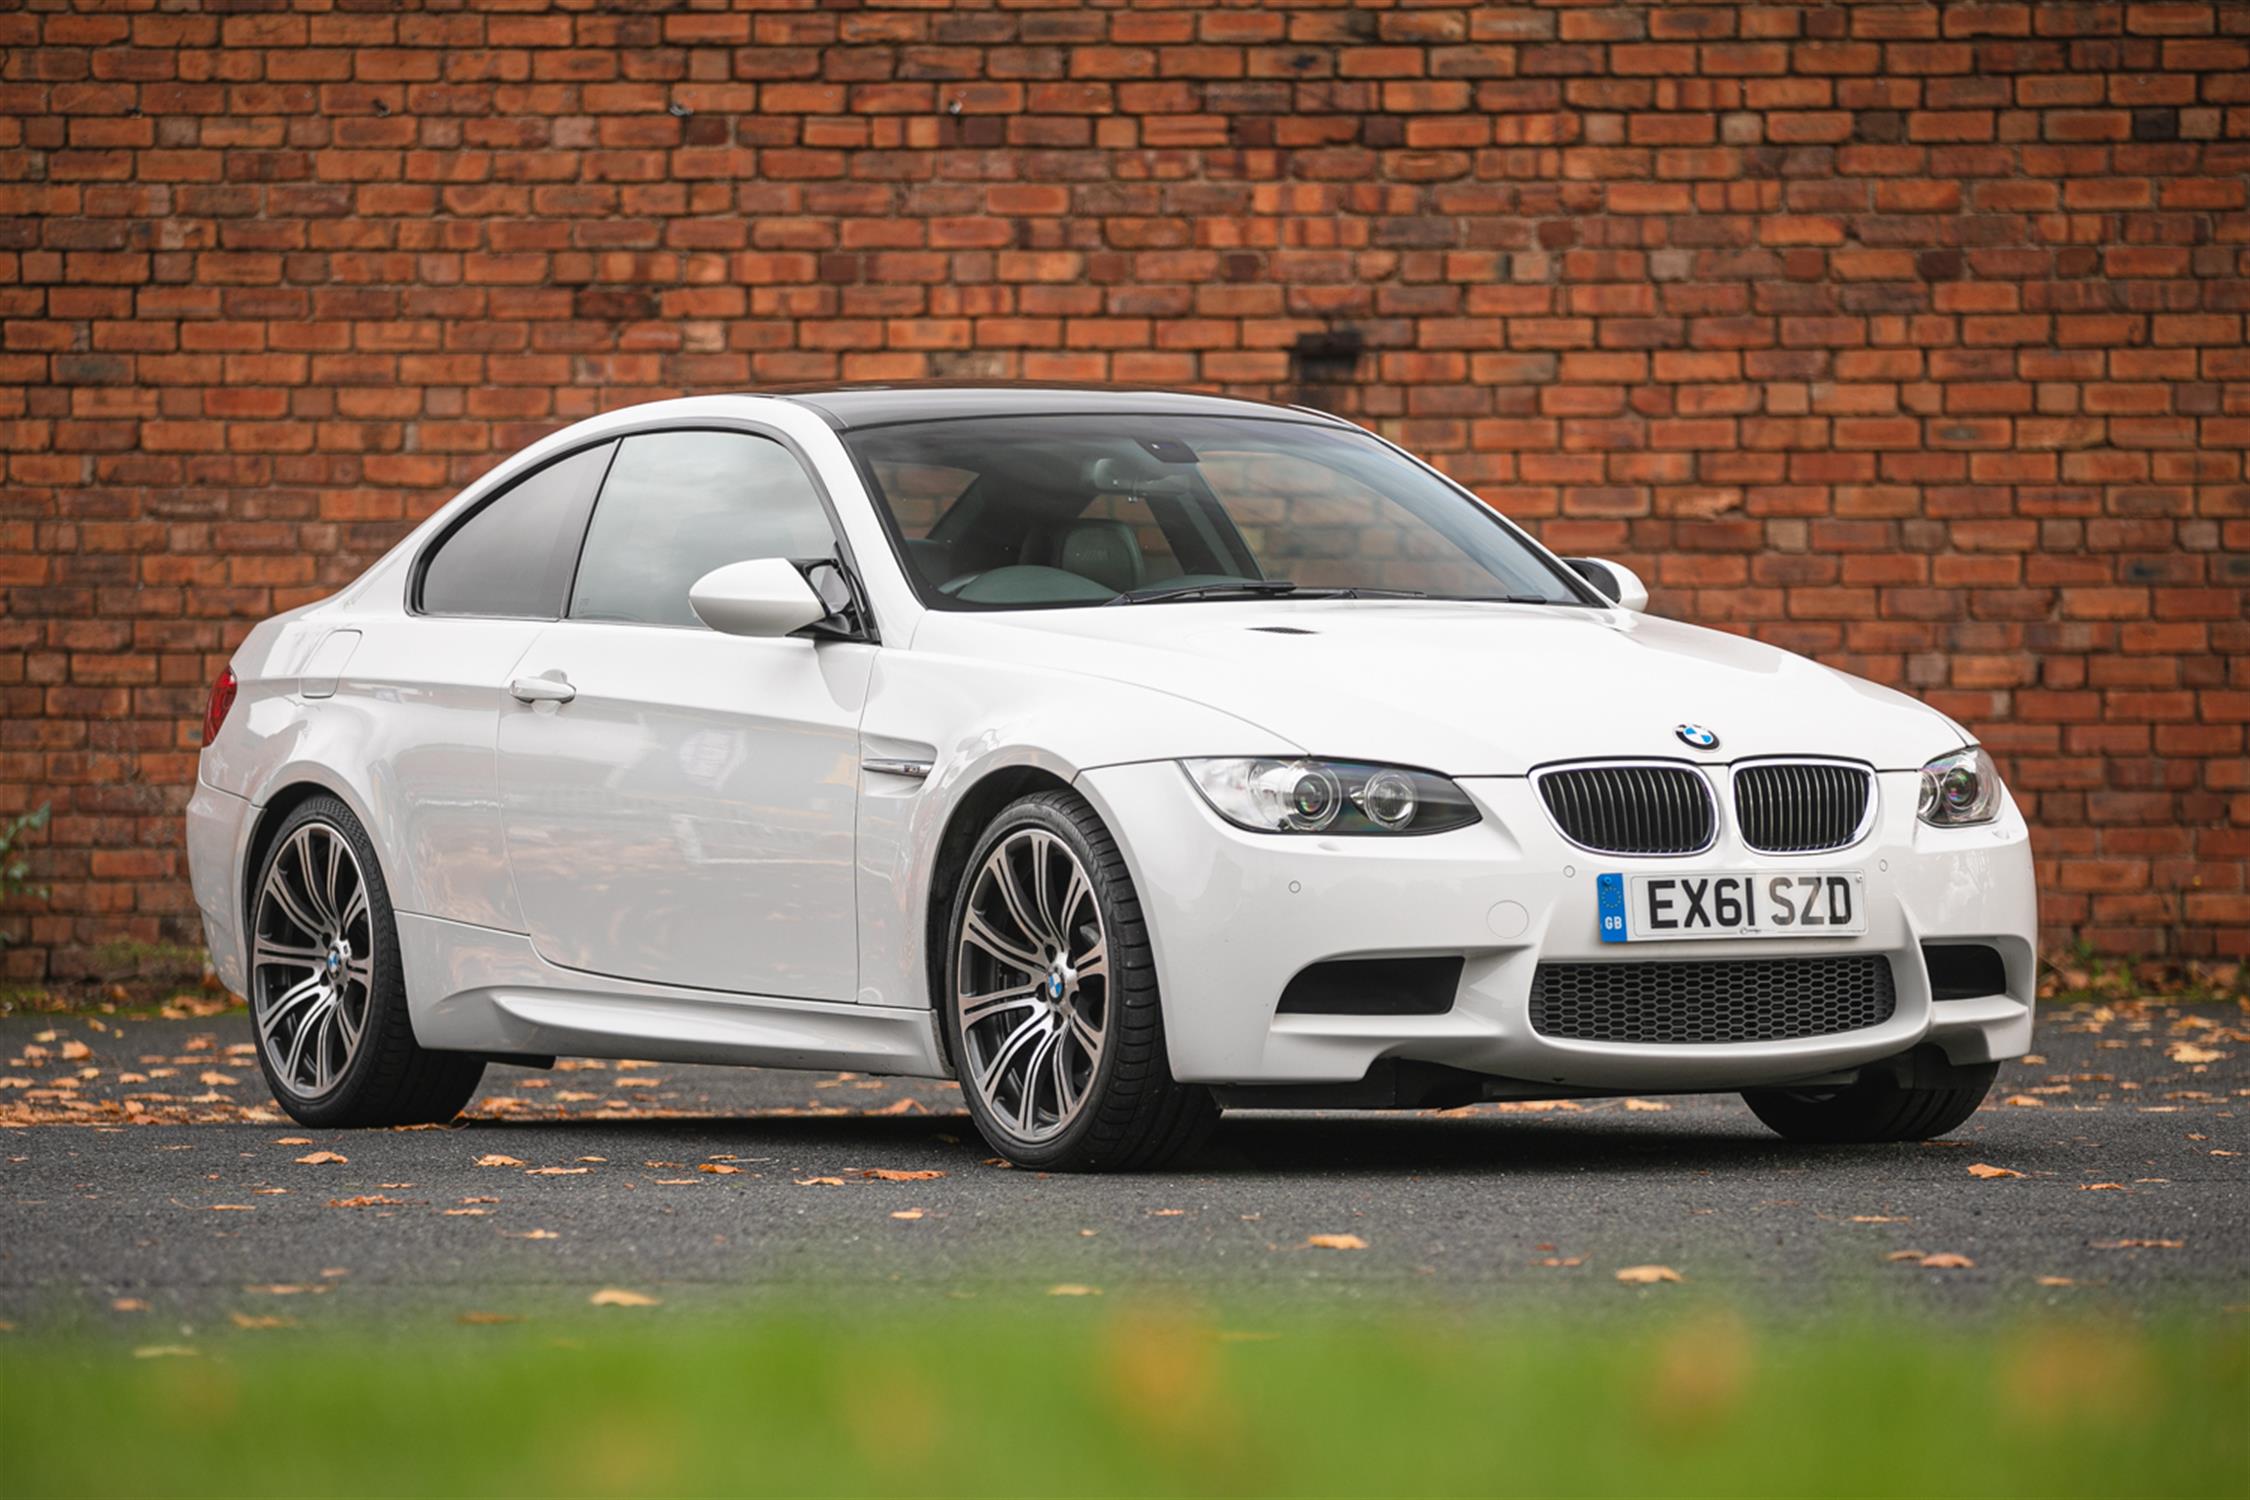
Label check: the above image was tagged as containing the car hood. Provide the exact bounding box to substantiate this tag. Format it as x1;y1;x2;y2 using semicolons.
911;601;1969;775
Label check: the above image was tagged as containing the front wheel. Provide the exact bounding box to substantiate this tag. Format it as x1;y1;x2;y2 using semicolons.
1743;1064;1997;1144
942;790;1215;1172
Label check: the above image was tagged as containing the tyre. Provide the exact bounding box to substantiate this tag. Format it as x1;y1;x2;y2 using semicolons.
942;789;1216;1171
246;795;485;1127
1742;1063;1998;1144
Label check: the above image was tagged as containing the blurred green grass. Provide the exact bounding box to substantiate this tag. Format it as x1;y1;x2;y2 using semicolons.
4;1303;2244;1498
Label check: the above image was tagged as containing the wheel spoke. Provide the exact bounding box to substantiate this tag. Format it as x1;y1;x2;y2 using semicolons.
320;831;349;932
1072;936;1107;986
281;992;333;1084
1065;1005;1103;1061
344;955;374;993
986;847;1048;952
1028;834;1058;945
1047;1026;1079;1115
963;909;1043;976
338;885;369;939
290;829;339;930
960;982;1041;1029
1013;1025;1062;1132
253;936;325;970
259;972;326;1036
977;1013;1046;1100
264;864;328;944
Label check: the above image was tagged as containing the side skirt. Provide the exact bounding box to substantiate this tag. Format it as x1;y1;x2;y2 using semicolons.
396;912;949;1076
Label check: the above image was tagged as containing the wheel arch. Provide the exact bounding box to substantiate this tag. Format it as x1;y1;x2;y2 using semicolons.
238;768;394;941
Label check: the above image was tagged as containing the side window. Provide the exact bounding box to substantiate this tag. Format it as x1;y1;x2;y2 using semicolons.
419;442;614;619
569;430;838;629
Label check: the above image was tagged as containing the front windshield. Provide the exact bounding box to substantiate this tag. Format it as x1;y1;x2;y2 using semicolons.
842;414;1593;610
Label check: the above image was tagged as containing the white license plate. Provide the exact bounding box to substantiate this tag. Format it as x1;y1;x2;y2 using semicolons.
1597;870;1866;944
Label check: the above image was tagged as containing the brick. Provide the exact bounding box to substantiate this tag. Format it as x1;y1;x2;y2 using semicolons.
0;4;2238;973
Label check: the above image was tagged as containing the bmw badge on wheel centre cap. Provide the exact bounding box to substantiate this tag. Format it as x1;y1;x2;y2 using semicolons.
1674;723;1719;749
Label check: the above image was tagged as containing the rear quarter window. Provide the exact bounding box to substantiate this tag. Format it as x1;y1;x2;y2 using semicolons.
417;441;615;619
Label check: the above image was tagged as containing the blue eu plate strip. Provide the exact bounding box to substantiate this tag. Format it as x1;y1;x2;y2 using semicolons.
1596;872;1627;944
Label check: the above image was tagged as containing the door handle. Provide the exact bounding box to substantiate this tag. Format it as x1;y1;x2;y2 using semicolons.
509;674;576;705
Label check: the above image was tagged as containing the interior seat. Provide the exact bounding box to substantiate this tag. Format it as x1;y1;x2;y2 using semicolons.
1056;519;1145;594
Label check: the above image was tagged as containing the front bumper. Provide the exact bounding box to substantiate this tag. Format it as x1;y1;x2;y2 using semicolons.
1076;761;2036;1094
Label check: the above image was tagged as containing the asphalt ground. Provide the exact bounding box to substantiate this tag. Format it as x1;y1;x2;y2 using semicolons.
2;1000;2243;1331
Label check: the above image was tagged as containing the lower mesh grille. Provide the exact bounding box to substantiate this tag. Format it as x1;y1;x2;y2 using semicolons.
1529;956;1896;1045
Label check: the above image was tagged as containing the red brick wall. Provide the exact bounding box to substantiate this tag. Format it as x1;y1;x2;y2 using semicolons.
3;0;2246;979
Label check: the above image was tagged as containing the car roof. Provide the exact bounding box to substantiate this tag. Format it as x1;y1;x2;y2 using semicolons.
760;383;1356;432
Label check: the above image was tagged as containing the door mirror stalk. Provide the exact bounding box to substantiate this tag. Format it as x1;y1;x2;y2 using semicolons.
1564;557;1650;613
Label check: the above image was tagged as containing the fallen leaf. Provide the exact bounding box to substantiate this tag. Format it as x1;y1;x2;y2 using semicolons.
2091;1238;2183;1250
795;1176;845;1187
1046;1284;1102;1297
294;1150;348;1165
111;1297;148;1312
60;1040;91;1061
199;1072;237;1087
1919;1252;1976;1269
2036;1276;2076;1287
507;1229;558;1240
696;1163;741;1176
2080;1182;2126;1192
207;1204;254;1212
474;1154;523;1168
525;1167;589;1176
2166;1042;2223;1065
458;1311;521;1326
891;1209;925;1221
589;1288;660;1308
133;1346;198;1359
444;1207;488;1217
228;1312;295;1330
1622;1098;1671;1112
1306;1233;1368;1251
1885;1250;1927;1263
1967;1163;2023;1180
1615;1265;1682;1285
275;1137;312;1146
2003;1094;2044;1107
862;1168;944;1182
1850;1215;1908;1224
327;1195;404;1208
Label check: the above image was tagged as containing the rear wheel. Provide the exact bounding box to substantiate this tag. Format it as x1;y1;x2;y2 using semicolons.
1743;1064;1997;1144
248;796;484;1127
943;790;1215;1171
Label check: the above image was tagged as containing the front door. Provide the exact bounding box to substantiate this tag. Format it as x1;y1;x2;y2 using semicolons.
493;427;872;1002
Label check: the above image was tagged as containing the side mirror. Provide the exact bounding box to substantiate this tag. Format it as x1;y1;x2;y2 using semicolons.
1565;557;1650;613
688;558;831;638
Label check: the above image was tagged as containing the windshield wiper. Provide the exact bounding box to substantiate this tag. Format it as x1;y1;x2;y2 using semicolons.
1105;580;1305;606
1105;581;1445;607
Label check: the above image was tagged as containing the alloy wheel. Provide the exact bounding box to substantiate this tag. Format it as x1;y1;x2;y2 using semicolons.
956;827;1109;1144
251;821;375;1098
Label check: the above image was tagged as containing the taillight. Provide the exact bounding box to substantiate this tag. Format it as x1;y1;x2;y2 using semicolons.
202;669;237;746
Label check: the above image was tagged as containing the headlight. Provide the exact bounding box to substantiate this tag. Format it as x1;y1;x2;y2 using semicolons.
1917;746;2004;827
1181;758;1479;835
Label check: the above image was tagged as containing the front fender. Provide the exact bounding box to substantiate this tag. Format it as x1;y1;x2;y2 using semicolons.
852;651;1300;1017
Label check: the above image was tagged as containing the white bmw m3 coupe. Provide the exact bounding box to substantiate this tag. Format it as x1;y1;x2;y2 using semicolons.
187;387;2036;1170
